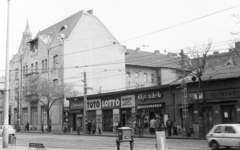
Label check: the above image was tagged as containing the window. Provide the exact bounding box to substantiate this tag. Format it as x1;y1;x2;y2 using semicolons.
15;88;19;101
22;108;28;126
224;126;236;133
135;72;139;78
42;60;44;72
31;63;34;73
30;38;38;52
53;55;58;69
143;73;148;82
31;107;38;125
126;72;131;77
15;68;19;80
45;59;47;72
151;74;155;83
41;106;47;124
214;126;222;133
35;62;38;72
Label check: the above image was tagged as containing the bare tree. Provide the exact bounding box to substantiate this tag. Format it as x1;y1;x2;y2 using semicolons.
179;40;213;137
25;75;79;132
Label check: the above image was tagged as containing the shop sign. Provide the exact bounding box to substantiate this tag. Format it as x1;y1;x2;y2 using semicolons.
70;100;83;109
102;98;120;109
205;89;240;100
137;92;162;101
87;99;101;110
121;95;135;108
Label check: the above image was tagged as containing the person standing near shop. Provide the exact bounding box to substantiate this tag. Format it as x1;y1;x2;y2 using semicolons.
97;123;102;135
92;120;96;134
150;118;156;135
87;120;92;135
77;120;81;135
166;117;174;136
63;121;68;134
173;122;178;136
41;121;44;133
25;121;29;131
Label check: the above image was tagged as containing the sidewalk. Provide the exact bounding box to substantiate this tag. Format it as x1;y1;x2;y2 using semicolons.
19;130;206;140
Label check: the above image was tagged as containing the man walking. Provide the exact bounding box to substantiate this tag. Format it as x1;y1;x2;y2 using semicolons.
150;118;156;135
166;117;174;136
77;120;81;135
87;120;92;135
92;120;96;134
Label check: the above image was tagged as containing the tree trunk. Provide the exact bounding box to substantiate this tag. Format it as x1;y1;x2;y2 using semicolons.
47;110;51;132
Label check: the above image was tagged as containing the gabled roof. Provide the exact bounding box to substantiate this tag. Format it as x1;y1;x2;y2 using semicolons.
170;63;240;85
34;10;85;39
125;49;181;69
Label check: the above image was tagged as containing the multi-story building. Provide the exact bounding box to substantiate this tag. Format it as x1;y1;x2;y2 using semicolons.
9;10;126;131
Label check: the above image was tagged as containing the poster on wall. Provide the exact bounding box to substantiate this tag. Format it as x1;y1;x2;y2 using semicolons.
121;95;135;108
96;115;102;123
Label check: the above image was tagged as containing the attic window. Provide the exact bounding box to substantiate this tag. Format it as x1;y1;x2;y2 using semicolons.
29;38;38;52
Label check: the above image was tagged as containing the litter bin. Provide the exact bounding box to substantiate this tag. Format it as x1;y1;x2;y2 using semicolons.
118;127;132;142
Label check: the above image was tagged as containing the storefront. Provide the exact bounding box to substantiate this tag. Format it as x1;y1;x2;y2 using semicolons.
120;95;136;127
69;99;83;131
136;90;171;133
101;97;121;132
86;99;101;132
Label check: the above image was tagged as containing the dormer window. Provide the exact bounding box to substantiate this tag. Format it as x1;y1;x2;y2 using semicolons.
29;38;38;52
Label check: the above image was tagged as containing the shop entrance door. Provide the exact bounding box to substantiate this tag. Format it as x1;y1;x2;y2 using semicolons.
72;113;76;131
103;110;113;132
222;105;235;123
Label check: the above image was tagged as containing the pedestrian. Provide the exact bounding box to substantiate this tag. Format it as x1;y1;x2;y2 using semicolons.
92;120;96;134
63;121;68;134
150;118;156;135
41;121;44;133
68;122;71;133
25;121;29;131
166;117;174;136
87;120;92;135
117;120;123;130
97;123;102;135
77;120;81;135
49;119;52;132
173;122;178;136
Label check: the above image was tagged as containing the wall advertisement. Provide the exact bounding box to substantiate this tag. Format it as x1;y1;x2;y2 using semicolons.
121;95;135;108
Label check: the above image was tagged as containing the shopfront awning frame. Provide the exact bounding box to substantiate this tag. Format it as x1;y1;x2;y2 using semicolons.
137;104;163;109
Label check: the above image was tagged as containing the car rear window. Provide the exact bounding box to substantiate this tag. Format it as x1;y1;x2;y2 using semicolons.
214;126;222;133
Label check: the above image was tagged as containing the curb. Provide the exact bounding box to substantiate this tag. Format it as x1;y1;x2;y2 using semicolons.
18;131;205;140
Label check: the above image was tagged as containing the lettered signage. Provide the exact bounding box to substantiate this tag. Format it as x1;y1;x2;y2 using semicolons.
137;91;162;101
102;98;121;109
121;95;135;108
87;99;101;110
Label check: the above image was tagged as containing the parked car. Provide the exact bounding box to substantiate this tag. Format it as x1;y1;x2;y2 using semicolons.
206;124;240;150
0;125;16;137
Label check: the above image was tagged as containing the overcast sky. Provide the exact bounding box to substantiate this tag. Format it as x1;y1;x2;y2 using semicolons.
1;0;240;76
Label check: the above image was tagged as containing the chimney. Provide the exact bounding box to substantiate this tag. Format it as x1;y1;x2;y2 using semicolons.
136;47;140;52
154;50;160;55
213;51;219;55
87;9;93;15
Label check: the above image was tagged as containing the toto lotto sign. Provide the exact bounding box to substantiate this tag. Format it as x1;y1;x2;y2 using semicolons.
87;99;101;110
101;98;121;109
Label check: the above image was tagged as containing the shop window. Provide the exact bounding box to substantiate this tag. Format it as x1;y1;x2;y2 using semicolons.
151;74;154;83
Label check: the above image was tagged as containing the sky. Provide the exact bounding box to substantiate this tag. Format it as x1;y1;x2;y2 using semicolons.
1;0;240;76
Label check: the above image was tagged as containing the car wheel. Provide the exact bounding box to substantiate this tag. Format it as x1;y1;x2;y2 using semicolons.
210;141;219;150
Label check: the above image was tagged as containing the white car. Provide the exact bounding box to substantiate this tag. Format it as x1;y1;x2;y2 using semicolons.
206;124;240;150
0;125;16;137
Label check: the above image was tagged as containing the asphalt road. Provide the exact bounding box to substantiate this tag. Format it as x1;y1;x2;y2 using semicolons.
0;133;216;150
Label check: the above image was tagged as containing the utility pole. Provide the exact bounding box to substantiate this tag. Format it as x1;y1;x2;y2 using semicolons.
3;0;10;148
180;50;188;136
83;72;87;135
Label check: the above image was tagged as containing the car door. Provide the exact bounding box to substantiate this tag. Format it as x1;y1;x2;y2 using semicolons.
210;125;224;145
222;126;239;147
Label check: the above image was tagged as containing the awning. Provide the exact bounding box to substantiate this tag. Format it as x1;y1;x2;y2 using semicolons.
137;104;162;109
